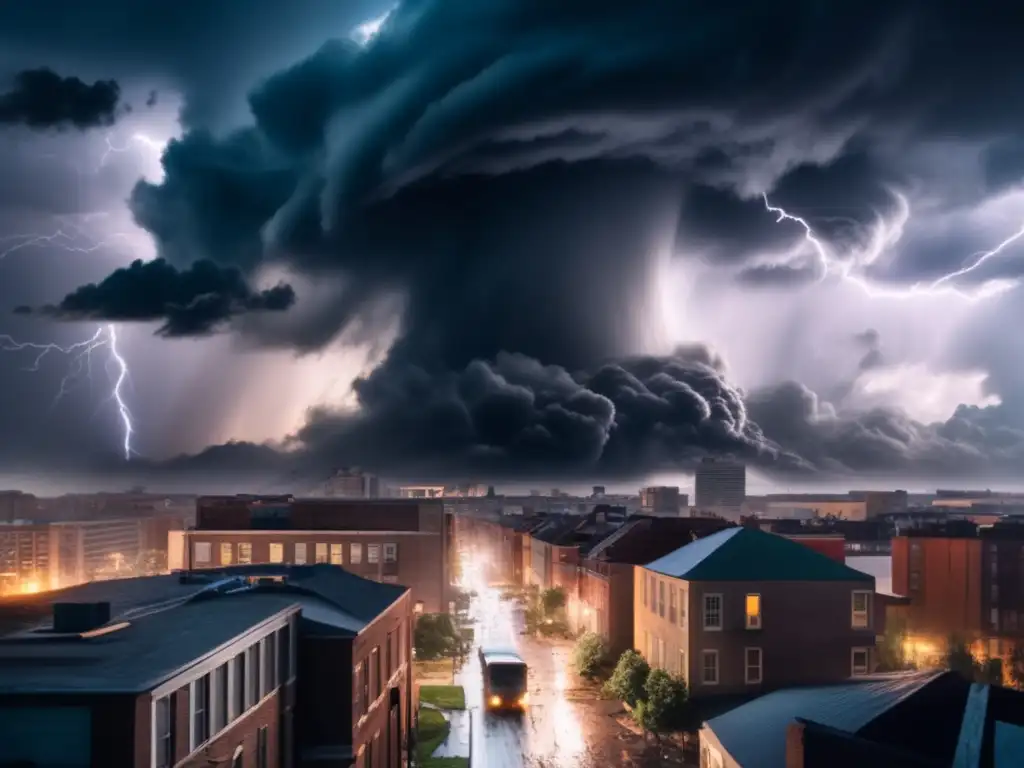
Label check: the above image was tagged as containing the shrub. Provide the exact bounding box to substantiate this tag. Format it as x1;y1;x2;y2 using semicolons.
541;587;567;616
414;613;467;661
603;649;650;707
632;669;690;737
573;632;608;679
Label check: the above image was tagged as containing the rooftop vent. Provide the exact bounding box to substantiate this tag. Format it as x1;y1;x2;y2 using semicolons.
53;601;111;634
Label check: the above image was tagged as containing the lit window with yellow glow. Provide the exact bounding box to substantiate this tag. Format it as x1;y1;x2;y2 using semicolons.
745;594;761;629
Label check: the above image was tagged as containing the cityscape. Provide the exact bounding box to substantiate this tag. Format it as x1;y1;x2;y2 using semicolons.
2;2;1024;768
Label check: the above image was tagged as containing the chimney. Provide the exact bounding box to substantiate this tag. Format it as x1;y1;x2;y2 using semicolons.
53;602;112;634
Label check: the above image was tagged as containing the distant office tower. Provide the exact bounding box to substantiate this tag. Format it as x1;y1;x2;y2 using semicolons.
694;458;746;510
640;486;685;516
592;486;606;498
325;468;379;498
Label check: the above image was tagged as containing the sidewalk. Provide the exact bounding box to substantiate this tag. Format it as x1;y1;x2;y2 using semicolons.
425;705;471;759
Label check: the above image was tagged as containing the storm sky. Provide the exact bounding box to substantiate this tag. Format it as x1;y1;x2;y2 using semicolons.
2;0;1024;493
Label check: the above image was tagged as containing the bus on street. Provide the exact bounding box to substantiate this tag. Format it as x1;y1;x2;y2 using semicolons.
479;646;528;712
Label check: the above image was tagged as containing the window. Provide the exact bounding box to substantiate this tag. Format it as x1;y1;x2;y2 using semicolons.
269;543;284;563
658;581;666;618
238;542;252;565
643;630;650;661
371;646;381;700
155;696;173;768
330;543;343;565
278;625;292;683
745;594;762;630
257;726;268;768
386;631;394;678
909;570;921;591
701;650;719;685
190;674;209;750
745;647;762;684
669;586;677;623
414;601;424;614
679;590;686;626
991;607;1000;628
678;650;686;680
220;542;233;565
852;591;871;629
194;541;212;565
360;659;370;711
247;645;260;708
384;543;397;562
213;664;229;732
703;594;723;631
372;731;381;768
368;544;381;564
232;653;245;720
263;633;277;695
315;543;328;563
649;574;656;613
294;542;307;565
353;663;363;719
657;637;665;668
642;572;648;608
851;647;870;676
351;542;363;564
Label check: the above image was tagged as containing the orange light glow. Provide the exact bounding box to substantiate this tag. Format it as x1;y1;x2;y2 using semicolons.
19;580;41;595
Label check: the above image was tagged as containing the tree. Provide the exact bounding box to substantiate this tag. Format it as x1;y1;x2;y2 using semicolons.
541;587;567;616
632;669;690;739
603;650;650;707
944;636;979;681
1010;645;1024;690
876;616;910;672
573;632;608;679
414;613;468;661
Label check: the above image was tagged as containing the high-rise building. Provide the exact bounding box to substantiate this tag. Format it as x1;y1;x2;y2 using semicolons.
325;468;380;498
694;458;746;511
640;486;685;516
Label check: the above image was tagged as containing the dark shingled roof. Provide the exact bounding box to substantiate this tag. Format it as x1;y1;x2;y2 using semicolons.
645;526;873;582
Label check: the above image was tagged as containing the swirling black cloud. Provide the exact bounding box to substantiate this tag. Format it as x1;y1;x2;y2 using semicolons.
0;68;122;130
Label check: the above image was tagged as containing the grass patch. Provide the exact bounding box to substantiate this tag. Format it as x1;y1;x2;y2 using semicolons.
419;684;466;710
416;708;469;768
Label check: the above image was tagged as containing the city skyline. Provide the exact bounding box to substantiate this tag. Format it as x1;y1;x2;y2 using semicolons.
2;2;1024;493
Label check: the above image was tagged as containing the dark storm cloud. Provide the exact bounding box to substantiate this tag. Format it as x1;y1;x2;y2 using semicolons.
20;258;295;337
0;68;122;130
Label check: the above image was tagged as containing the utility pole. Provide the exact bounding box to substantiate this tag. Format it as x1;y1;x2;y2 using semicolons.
467;707;474;766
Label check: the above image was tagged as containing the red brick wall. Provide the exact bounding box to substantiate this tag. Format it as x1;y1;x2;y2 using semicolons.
783;535;846;563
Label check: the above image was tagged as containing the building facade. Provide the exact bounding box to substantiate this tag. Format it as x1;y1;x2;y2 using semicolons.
179;497;451;614
640;486;686;516
634;527;878;697
694;458;746;511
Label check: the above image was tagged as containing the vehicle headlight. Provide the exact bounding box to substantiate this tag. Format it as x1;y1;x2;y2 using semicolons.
518;692;529;706
489;695;502;707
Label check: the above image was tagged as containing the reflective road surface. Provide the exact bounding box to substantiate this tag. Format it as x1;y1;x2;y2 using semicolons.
456;553;649;768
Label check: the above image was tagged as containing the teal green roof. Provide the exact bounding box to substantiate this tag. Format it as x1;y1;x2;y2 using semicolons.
645;526;874;582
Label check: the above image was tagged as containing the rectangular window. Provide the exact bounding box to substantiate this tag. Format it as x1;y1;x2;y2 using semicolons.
220;542;233;565
238;542;252;565
269;543;284;563
678;650;686;680
194;541;211;565
257;725;268;768
190;674;209;750
679;590;686;626
745;647;763;684
278;625;292;683
658;581;666;618
643;630;650;661
213;664;229;733
642;571;649;608
909;570;920;591
701;650;719;685
247;644;260;708
315;542;328;563
657;637;665;668
351;542;363;564
368;544;381;564
372;731;381;768
669;586;677;624
852;591;871;629
263;634;276;695
155;696;173;768
294;542;307;565
386;631;394;678
384;543;398;562
360;659;370;712
371;646;381;700
232;653;245;720
991;607;1000;628
745;594;762;629
330;543;344;565
703;594;723;631
851;647;870;676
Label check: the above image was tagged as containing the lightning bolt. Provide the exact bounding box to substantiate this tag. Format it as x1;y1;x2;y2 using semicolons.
0;325;135;460
762;193;1024;300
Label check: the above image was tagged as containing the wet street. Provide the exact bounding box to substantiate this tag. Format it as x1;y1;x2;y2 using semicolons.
454;552;656;768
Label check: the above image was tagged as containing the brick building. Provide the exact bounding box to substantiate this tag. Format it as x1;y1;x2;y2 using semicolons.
175;497;452;613
0;564;414;768
635;527;878;698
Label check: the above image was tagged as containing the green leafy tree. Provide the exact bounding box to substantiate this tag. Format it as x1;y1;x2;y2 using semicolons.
541;587;567;616
945;636;980;681
632;669;690;739
1009;645;1024;690
603;650;650;707
414;613;468;661
573;632;608;679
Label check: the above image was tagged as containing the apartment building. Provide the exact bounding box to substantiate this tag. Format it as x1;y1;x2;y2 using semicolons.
176;497;451;613
694;458;746;512
635;527;878;698
0;564;413;768
892;520;1024;663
